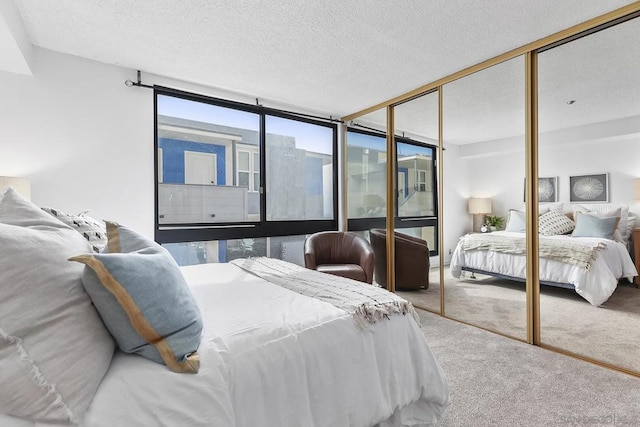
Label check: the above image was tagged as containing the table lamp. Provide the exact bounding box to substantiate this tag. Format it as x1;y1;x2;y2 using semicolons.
468;197;491;232
0;176;31;200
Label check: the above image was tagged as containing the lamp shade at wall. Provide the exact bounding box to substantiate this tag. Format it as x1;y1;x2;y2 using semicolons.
0;176;31;200
634;178;640;200
468;197;492;214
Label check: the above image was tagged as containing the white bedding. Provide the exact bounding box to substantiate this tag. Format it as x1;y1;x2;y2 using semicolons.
450;231;638;306
1;262;449;426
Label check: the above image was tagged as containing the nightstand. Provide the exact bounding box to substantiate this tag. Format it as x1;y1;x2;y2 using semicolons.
634;228;640;286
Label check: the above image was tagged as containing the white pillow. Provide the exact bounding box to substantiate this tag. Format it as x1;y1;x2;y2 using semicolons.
538;210;575;236
573;205;625;242
0;188;115;423
505;210;526;232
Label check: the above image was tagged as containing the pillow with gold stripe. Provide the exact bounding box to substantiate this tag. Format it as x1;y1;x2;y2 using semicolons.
70;222;202;374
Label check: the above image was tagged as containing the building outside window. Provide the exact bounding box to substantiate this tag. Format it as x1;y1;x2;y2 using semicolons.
155;90;338;265
346;128;438;255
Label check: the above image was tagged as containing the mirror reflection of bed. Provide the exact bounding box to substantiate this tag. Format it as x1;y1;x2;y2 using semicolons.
445;205;639;370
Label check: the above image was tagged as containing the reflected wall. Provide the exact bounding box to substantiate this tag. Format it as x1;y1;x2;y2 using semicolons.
442;56;528;340
538;16;640;372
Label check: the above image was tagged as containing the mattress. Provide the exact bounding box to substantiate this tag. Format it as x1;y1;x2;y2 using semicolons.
450;231;638;305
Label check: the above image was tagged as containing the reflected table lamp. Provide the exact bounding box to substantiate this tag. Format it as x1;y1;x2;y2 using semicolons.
468;197;491;232
0;176;31;200
634;178;640;201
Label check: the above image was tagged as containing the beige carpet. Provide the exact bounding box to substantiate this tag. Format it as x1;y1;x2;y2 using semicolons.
397;267;640;374
418;309;640;426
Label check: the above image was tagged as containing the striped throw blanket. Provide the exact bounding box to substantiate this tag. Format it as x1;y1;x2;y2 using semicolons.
460;233;606;270
230;257;420;328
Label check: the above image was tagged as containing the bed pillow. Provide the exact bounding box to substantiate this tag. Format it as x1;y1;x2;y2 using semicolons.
522;202;563;216
573;206;624;242
538;209;575;236
505;210;526;232
0;188;115;424
42;207;107;252
572;211;620;240
70;221;203;374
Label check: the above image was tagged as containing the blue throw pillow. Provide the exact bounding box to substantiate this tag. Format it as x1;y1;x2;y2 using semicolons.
70;222;202;373
571;212;619;240
505;210;526;232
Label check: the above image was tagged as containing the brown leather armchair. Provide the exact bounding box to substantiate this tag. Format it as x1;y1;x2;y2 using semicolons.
369;229;430;290
304;231;375;284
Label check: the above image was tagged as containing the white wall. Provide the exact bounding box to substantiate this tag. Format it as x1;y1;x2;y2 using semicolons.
441;143;470;264
0;48;153;235
459;123;640;222
0;47;340;238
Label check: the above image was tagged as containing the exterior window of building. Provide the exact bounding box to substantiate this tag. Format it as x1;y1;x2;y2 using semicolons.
417;170;427;191
155;89;338;251
236;145;259;192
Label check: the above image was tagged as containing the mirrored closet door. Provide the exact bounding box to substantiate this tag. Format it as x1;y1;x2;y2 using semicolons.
393;91;441;313
442;56;528;340
345;108;390;285
537;15;640;372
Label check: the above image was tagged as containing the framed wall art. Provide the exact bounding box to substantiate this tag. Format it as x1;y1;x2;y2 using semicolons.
523;176;558;202
569;173;608;203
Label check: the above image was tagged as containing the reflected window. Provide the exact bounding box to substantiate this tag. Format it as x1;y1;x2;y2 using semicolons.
346;130;387;219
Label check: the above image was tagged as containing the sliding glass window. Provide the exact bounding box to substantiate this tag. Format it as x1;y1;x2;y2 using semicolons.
346;128;438;255
155;89;338;252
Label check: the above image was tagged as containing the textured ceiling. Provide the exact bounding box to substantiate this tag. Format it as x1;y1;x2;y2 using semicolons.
11;0;637;124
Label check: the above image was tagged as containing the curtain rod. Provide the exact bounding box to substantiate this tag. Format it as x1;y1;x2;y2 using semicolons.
350;122;443;149
124;70;343;124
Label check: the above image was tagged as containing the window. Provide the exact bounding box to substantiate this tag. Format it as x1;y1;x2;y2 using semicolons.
162;234;311;267
155;89;338;246
396;140;436;218
236;145;259;193
346;128;438;255
265;115;335;221
346;129;387;220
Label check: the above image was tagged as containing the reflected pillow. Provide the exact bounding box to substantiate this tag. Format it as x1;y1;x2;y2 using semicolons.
538;210;575;236
573;206;624;242
572;212;620;240
70;221;203;374
521;202;563;216
505;210;526;232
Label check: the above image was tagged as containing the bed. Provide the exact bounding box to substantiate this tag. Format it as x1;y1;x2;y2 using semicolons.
450;205;638;306
0;187;450;427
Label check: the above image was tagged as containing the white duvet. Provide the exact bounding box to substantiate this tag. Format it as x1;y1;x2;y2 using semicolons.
450;231;638;306
2;263;449;427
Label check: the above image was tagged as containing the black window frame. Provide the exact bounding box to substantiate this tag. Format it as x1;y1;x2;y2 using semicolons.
346;127;439;256
154;87;339;244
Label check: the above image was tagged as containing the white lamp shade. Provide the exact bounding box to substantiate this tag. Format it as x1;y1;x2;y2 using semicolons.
0;176;31;200
468;197;492;214
634;178;640;200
